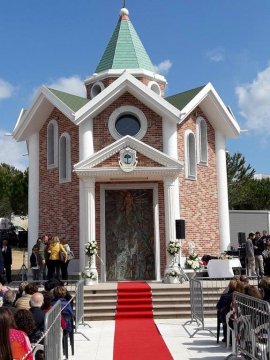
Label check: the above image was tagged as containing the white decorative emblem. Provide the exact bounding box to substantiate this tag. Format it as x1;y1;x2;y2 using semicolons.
119;147;138;172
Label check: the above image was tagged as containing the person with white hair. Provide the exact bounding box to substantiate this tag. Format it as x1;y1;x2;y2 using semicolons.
30;292;45;332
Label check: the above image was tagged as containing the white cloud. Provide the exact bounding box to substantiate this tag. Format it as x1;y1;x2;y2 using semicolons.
46;75;86;97
236;65;270;134
206;47;225;62
154;60;172;75
0;130;28;170
0;79;14;99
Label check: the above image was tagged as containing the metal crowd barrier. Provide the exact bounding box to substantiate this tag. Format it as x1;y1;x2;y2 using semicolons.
44;300;62;360
74;279;90;340
183;278;215;337
184;277;259;338
226;292;270;360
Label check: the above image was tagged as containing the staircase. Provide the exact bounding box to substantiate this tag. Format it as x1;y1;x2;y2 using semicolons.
82;281;224;321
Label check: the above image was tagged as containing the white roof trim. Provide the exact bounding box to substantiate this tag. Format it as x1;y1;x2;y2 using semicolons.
84;68;167;85
75;72;181;125
13;86;75;141
179;82;240;137
74;135;183;171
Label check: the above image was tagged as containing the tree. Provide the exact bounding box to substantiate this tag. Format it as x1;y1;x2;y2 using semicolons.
0;163;28;216
226;152;255;209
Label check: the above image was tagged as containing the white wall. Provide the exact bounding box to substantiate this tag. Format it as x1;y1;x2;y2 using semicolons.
229;210;270;248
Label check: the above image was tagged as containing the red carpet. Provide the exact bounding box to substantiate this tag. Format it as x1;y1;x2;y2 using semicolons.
113;282;173;360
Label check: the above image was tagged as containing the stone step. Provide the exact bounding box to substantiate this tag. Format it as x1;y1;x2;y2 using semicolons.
81;282;223;321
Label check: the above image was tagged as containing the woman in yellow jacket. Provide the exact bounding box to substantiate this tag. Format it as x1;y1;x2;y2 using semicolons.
47;236;67;280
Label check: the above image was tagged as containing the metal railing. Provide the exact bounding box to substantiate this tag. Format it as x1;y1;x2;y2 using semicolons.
44;300;62;360
74;279;90;340
184;276;259;338
183;278;215;337
227;292;270;360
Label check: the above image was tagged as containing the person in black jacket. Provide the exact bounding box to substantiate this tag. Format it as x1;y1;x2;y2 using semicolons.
2;239;12;283
30;292;45;332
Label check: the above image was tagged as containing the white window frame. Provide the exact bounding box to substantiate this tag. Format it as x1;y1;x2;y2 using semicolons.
90;81;105;99
184;130;197;180
59;132;71;183
196;116;208;166
47;119;58;169
108;105;147;140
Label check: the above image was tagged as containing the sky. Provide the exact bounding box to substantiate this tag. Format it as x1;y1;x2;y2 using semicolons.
0;0;270;173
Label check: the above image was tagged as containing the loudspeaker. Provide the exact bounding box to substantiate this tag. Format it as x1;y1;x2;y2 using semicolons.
238;232;246;245
176;219;185;239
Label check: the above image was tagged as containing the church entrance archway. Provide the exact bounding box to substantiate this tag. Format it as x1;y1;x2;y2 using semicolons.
104;188;155;281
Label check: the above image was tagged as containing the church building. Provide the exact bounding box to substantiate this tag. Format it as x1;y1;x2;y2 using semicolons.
13;6;240;281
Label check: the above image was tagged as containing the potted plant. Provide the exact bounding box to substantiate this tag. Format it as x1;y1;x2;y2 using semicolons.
185;242;202;276
82;271;97;285
165;269;181;284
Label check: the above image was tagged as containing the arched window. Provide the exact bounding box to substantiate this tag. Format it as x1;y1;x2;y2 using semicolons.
196;117;208;165
47;120;58;168
59;133;71;182
185;130;196;180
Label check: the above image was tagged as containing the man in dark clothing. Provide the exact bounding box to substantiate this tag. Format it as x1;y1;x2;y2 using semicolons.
30;292;45;332
2;239;12;283
0;247;4;283
253;231;264;276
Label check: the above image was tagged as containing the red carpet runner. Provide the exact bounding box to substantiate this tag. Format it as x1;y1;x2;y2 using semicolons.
113;282;173;360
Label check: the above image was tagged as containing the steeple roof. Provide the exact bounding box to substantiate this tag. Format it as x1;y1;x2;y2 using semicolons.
95;8;155;73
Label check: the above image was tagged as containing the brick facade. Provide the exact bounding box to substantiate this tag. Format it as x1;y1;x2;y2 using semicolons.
177;107;220;257
38;92;220;277
93;91;163;152
39;108;80;257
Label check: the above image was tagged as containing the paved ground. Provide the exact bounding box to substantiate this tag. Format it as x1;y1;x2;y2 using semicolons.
70;318;234;360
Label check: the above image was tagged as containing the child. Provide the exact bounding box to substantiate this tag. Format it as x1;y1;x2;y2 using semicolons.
30;246;41;280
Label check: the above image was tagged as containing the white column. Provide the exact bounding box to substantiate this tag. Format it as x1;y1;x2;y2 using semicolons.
162;119;178;159
79;177;97;281
79;117;93;161
215;130;230;251
162;118;181;219
28;133;39;258
163;177;177;270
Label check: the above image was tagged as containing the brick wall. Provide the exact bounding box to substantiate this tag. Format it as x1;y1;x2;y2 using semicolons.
93;92;163;152
39;108;80;257
177;107;220;257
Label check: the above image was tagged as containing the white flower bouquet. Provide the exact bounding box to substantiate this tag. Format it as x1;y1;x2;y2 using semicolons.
85;240;98;257
185;242;201;270
82;271;97;280
167;240;181;256
165;269;180;278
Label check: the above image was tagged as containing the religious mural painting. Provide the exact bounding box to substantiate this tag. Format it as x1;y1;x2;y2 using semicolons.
105;189;155;281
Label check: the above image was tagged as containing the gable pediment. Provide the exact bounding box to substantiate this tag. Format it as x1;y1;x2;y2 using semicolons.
74;136;182;179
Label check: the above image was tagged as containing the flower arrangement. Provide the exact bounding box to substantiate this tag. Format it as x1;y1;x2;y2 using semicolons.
167;240;181;256
81;271;97;280
85;240;98;257
185;242;201;270
165;269;180;278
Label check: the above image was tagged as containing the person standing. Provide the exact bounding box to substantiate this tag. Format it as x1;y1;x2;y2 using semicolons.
246;232;256;276
47;236;67;280
36;235;49;280
0;246;4;284
30;246;42;280
262;237;270;276
61;238;73;281
253;231;264;276
2;239;12;283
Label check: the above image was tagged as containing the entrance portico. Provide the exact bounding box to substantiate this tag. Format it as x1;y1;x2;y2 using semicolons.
74;135;183;281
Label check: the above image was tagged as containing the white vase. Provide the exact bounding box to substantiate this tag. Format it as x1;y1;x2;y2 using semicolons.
84;278;95;286
169;276;179;284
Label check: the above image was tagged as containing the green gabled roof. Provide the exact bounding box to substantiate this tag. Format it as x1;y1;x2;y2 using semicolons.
95;14;155;73
165;85;206;110
48;88;89;112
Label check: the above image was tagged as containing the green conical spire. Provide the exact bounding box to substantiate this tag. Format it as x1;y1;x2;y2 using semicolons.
95;8;155;73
